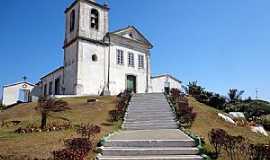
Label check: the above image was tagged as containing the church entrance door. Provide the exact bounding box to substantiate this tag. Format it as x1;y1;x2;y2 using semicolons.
126;75;136;93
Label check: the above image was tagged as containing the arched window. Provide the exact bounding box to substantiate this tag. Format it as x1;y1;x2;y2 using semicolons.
70;10;75;32
90;9;99;30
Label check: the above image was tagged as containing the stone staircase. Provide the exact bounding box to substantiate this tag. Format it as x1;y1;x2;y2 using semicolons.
97;93;203;160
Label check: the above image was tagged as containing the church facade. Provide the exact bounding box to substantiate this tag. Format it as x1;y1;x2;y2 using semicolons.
39;0;181;96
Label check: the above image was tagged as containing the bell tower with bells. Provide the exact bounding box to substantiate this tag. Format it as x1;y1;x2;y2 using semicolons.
63;0;110;95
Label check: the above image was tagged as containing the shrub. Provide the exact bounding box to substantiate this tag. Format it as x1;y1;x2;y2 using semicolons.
208;128;270;160
0;154;53;160
53;124;101;160
109;91;131;122
170;88;181;102
109;110;121;122
175;97;197;128
0;104;5;111
208;94;226;110
208;128;227;158
187;81;204;96
54;138;92;160
249;143;270;160
14;122;72;134
222;135;245;160
76;123;101;140
260;115;270;131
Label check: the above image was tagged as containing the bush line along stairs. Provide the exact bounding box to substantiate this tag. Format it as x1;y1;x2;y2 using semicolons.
97;93;203;160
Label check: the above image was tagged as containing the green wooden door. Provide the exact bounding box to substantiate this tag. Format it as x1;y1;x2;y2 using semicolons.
127;75;136;93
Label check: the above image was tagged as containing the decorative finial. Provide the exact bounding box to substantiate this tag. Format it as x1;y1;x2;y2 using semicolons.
22;76;27;82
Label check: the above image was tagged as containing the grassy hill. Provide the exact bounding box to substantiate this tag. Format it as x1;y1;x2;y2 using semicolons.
0;96;269;160
188;97;270;159
0;96;118;159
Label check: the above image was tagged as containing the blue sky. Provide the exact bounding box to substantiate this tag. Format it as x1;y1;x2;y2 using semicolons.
1;0;270;100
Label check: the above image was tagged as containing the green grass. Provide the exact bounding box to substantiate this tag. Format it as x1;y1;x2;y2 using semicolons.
0;96;118;159
188;97;270;159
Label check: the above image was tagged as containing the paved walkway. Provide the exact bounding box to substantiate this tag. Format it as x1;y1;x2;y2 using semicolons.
97;93;202;160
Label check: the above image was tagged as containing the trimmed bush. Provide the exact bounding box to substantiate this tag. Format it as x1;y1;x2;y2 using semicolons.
208;128;270;160
109;91;131;122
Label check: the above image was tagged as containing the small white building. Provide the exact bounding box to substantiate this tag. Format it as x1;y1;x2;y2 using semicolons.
2;82;35;106
151;74;182;93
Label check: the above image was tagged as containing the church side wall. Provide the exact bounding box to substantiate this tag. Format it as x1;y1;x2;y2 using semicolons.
41;68;64;96
76;40;107;95
109;45;148;95
64;42;78;95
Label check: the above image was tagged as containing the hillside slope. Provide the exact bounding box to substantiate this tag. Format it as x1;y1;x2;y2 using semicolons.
0;96;118;159
188;96;269;145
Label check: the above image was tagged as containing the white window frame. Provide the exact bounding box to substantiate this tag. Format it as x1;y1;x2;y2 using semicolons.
128;52;134;67
116;49;124;65
138;55;144;69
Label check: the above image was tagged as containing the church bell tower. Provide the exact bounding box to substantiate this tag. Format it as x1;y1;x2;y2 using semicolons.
63;0;109;95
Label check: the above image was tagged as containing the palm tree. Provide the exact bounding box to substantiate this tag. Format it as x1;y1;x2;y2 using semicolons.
36;97;70;129
227;89;245;103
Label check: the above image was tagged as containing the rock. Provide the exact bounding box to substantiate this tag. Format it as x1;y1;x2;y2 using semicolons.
218;113;236;125
87;98;97;103
250;125;268;136
229;112;245;119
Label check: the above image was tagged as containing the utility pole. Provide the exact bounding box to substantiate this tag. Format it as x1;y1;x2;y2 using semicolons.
255;88;258;99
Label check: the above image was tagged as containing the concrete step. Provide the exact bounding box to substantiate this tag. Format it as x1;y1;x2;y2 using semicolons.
126;111;173;115
127;108;172;113
97;155;203;160
126;114;174;119
127;107;171;111
123;125;178;130
128;103;169;106
123;124;177;128
130;97;167;100
125;117;175;122
123;122;178;127
104;139;196;147
129;98;168;104
132;95;166;98
123;121;177;126
124;119;176;123
125;118;176;123
101;147;199;156
128;104;170;107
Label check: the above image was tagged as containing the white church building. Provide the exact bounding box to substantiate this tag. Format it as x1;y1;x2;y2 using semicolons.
2;0;182;105
39;0;181;97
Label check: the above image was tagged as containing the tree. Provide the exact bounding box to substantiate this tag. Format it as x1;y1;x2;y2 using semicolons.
187;81;204;96
36;97;70;129
227;89;244;103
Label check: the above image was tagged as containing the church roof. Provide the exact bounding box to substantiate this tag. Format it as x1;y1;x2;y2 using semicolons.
65;0;109;14
151;74;182;83
3;81;35;88
110;26;153;49
40;66;64;80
